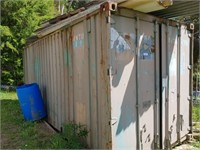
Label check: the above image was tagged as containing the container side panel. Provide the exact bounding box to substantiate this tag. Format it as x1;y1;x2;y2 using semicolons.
56;32;62;130
89;16;98;148
48;35;53;124
68;27;74;122
27;46;31;83
40;39;46;105
96;14;102;148
52;34;57;127
23;48;27;83
31;44;35;82
179;26;190;138
110;15;137;149
25;31;70;131
34;42;40;84
39;40;42;93
43;37;49;119
60;29;67;125
24;48;28;83
83;19;91;146
63;29;69;123
72;22;87;125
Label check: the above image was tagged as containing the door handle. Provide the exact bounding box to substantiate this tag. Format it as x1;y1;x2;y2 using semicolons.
110;117;118;125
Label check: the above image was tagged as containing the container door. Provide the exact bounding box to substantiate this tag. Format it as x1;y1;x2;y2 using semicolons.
110;15;137;149
179;26;190;138
168;26;179;145
138;20;157;150
110;15;158;150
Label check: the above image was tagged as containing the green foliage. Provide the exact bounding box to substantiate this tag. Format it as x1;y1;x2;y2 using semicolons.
192;106;200;122
193;70;200;91
62;123;88;148
55;0;91;14
51;123;88;149
192;141;200;149
1;0;55;85
193;58;200;91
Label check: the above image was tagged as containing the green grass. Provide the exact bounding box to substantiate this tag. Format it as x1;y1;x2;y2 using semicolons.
0;91;88;149
193;142;200;148
193;105;200;122
0;90;17;100
192;133;200;149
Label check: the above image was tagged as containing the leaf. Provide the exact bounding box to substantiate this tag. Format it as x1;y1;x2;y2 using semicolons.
0;26;13;37
5;41;18;54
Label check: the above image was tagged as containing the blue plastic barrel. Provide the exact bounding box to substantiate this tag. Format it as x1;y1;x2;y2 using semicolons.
16;83;47;121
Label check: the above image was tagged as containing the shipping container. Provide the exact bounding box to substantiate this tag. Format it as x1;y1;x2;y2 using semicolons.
24;1;194;149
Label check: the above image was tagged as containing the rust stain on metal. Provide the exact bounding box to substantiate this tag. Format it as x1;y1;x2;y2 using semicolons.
106;141;112;149
125;34;131;40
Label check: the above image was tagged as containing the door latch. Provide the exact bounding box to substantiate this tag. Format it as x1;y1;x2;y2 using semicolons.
110;117;118;126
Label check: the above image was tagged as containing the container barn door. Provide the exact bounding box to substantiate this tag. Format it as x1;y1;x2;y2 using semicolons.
161;24;179;148
110;16;137;149
110;15;159;150
161;24;191;148
138;20;158;150
167;26;179;145
110;15;137;149
179;26;190;139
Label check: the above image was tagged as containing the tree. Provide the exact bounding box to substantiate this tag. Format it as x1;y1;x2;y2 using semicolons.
55;0;91;14
1;0;55;85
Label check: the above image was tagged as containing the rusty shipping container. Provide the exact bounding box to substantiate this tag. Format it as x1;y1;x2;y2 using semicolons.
24;1;194;149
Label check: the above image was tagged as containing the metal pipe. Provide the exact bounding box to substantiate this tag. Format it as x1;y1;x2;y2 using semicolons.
165;21;170;149
153;20;159;149
135;16;141;150
176;24;181;143
189;24;194;133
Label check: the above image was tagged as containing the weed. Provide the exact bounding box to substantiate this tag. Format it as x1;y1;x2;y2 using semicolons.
49;123;89;149
62;123;88;149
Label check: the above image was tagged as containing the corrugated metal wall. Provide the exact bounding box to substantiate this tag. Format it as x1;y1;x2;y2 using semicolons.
24;9;111;149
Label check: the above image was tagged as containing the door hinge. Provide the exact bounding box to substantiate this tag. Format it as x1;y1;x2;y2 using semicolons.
110;117;118;126
154;99;159;104
154;134;160;149
187;65;192;70
107;67;117;76
177;93;180;98
106;16;111;23
187;96;192;101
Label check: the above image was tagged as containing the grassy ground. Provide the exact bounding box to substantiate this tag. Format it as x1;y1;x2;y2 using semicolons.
0;91;87;149
193;105;200;122
0;91;55;149
192;109;200;149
